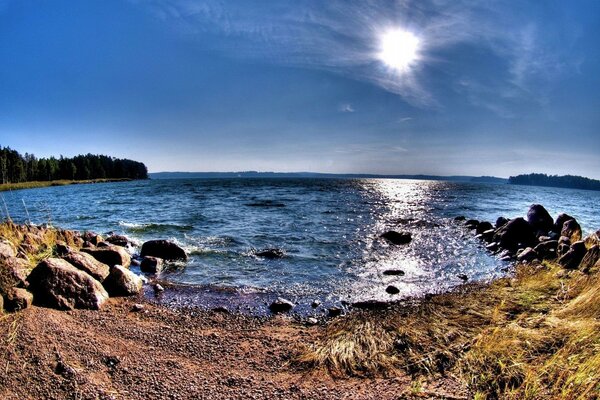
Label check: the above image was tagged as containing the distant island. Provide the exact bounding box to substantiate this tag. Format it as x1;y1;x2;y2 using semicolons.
509;173;600;191
150;171;508;183
0;146;148;191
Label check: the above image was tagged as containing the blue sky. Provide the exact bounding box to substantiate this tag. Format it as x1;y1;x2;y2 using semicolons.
1;0;599;178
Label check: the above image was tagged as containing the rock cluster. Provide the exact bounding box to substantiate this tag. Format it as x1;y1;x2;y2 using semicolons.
462;204;599;273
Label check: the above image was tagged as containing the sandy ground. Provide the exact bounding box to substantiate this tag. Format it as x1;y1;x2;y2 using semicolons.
0;297;466;400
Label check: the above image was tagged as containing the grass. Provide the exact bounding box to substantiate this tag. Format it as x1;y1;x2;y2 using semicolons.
298;259;600;399
0;178;132;193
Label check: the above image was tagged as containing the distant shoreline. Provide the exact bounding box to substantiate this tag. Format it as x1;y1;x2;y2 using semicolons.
0;178;134;192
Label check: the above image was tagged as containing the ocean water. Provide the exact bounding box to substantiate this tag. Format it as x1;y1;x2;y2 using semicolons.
2;178;599;310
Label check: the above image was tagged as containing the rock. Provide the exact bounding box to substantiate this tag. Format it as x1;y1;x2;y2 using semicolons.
0;293;3;311
311;300;321;308
54;242;72;256
465;219;479;229
0;240;17;259
62;251;110;282
81;246;131;268
527;204;554;233
534;240;558;260
481;229;496;243
495;217;509;229
131;303;145;312
82;232;103;246
306;317;319;325
584;230;600;249
4;287;33;311
561;219;582;243
382;269;405;276
140;256;164;274
457;274;469;282
486;242;499;252
96;242;111;248
140;240;187;261
103;265;142;297
351;300;390;310
385;285;400;294
269;297;294;313
381;231;412;245
476;221;494;235
517;247;538;262
454;216;466;221
328;307;342;317
554;213;575;234
579;245;599;273
254;248;285;259
557;243;571;258
27;258;109;310
153;283;165;292
493;218;536;252
558;241;587;269
105;235;130;247
0;257;30;295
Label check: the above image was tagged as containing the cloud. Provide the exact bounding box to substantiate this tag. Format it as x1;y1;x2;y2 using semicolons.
338;103;355;113
133;0;580;110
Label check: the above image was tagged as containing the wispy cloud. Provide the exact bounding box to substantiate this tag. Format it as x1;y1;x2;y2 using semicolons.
133;0;580;111
338;103;355;113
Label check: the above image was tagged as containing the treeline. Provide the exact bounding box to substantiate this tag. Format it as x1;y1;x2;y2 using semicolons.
509;173;600;191
0;146;148;184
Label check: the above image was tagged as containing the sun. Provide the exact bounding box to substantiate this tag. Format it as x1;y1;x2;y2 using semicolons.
377;29;420;73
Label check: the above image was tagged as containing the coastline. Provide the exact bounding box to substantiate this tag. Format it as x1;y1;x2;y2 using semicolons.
0;178;135;193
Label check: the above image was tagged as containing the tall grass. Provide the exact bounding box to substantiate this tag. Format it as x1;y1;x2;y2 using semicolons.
0;178;131;193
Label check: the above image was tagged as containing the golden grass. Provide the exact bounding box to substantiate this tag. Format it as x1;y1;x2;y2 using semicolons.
298;260;600;399
0;178;131;193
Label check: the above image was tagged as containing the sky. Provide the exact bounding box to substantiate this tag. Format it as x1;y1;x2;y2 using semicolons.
1;0;599;178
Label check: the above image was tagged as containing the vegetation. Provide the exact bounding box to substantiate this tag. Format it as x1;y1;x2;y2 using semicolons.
0;146;148;184
298;260;600;399
509;173;600;191
0;178;132;193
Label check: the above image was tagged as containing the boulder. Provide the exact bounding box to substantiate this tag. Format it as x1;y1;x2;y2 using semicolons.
495;217;509;229
140;256;164;274
454;216;466;221
105;235;130;247
140;240;187;261
381;231;412;245
486;242;499;252
517;247;538;262
558;241;587;270
465;219;479;230
557;243;571;258
579;245;599;273
561;219;582;243
82;232;104;246
0;257;31;296
269;297;294;313
382;269;405;276
62;251;110;282
554;213;575;234
103;265;143;297
493;218;536;252
527;204;554;233
81;246;131;268
481;229;496;243
476;221;494;235
255;248;285;259
328;307;342;317
27;258;109;310
534;240;558;260
584;230;600;249
4;287;33;311
0;240;16;259
385;285;400;294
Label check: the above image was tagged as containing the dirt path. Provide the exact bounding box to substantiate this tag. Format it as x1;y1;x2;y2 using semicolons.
0;297;465;400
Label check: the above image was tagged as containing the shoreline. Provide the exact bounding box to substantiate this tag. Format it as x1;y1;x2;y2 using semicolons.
0;178;135;193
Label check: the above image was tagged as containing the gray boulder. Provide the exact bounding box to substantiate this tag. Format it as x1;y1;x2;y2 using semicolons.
0;256;31;296
554;213;575;234
534;240;558;260
527;204;554;233
558;241;587;269
27;258;109;310
82;245;131;268
140;240;187;261
62;251;110;282
493;217;536;252
103;265;143;297
140;256;164;274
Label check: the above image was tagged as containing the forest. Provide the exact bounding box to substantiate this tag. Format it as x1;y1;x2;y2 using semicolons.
0;146;148;184
509;173;600;191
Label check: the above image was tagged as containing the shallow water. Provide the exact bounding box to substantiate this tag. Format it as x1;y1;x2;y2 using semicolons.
2;178;599;310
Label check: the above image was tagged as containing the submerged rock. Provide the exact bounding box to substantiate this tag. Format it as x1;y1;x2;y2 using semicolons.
269;297;294;313
27;258;109;310
380;231;412;245
382;269;405;276
385;285;400;295
255;249;285;259
62;251;110;282
457;274;469;282
140;240;187;261
103;265;143;297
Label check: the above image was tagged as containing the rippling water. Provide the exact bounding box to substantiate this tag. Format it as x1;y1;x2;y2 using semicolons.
2;179;599;309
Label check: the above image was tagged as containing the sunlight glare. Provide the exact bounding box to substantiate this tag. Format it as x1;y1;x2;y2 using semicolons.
377;29;420;73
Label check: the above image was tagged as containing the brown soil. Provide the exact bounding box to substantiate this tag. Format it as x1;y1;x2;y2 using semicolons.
0;297;466;400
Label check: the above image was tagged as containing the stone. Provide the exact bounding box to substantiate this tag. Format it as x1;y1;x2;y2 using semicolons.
454;216;466;221
382;269;405;276
554;213;576;234
27;258;109;310
81;246;131;268
140;256;164;274
495;217;509;229
527;204;554;233
558;241;587;269
131;303;145;312
457;274;469;282
140;240;187;261
561;219;582;243
557;243;571;258
153;283;164;292
105;235;130;247
311;300;321;308
0;240;16;259
584;230;600;249
579;245;599;273
269;297;294;313
351;300;390;310
328;307;342;317
385;285;400;294
4;287;33;311
493;218;536;252
82;232;103;246
306;317;319;326
62;251;110;282
465;219;479;229
0;257;30;296
534;240;558;260
380;231;412;245
103;265;143;297
476;221;494;235
517;247;538;262
486;242;499;252
481;229;496;243
254;248;285;259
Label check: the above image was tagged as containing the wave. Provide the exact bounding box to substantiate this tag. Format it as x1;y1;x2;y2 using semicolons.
118;221;194;234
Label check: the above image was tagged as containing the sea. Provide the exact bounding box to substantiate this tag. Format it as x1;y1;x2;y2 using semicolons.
2;178;599;313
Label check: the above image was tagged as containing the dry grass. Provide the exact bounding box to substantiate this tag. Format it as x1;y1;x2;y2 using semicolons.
0;178;131;193
299;260;600;399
